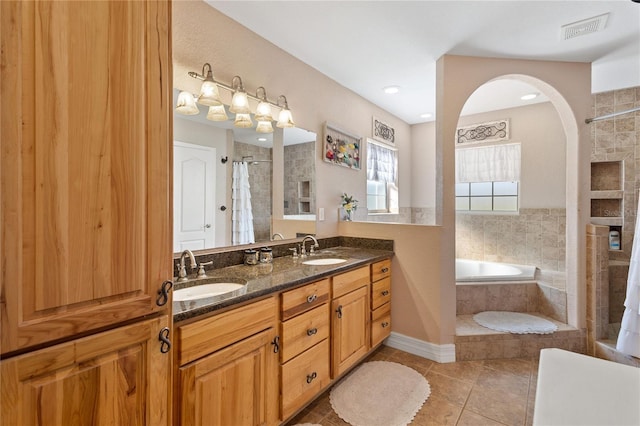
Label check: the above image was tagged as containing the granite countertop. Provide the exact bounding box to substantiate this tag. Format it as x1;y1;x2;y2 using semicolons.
172;246;393;323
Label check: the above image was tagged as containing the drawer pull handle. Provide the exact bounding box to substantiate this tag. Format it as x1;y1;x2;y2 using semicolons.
381;267;389;273
306;372;317;384
156;280;173;306
307;294;317;303
381;290;389;296
271;336;280;353
158;327;171;354
381;322;390;328
336;305;343;319
307;328;318;336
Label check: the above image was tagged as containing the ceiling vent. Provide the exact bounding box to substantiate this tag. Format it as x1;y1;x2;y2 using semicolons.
561;13;609;40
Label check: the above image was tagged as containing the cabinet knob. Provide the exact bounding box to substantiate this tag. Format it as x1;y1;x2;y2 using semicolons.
381;290;389;296
306;294;317;303
381;321;390;328
306;372;317;384
381;267;389;273
307;327;318;336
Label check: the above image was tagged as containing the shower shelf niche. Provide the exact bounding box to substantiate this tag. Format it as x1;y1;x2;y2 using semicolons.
590;160;623;227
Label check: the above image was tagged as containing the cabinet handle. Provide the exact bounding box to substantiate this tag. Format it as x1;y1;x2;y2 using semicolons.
306;294;317;303
381;267;389;273
156;280;173;306
307;328;318;336
381;322;390;328
381;290;389;296
271;336;280;353
306;372;317;384
158;327;171;353
336;305;343;319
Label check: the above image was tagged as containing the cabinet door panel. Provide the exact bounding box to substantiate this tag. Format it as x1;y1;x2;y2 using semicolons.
0;315;171;426
332;286;369;378
179;328;279;426
0;0;172;353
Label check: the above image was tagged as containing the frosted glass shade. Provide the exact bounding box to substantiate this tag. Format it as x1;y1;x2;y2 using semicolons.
256;120;273;133
206;105;228;121
234;113;253;128
198;80;222;106
276;108;295;128
175;91;199;115
230;90;250;114
254;100;273;122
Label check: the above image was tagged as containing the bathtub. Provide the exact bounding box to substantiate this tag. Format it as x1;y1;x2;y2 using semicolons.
456;259;536;283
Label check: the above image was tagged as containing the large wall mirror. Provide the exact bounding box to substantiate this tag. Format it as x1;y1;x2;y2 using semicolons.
173;89;316;253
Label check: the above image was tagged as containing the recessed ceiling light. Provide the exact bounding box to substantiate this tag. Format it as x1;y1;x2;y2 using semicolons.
383;85;400;94
521;93;539;101
420;112;432;119
257;137;267;142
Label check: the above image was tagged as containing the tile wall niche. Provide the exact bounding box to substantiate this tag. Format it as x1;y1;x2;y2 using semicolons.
283;142;315;216
590;87;640;322
234;142;273;242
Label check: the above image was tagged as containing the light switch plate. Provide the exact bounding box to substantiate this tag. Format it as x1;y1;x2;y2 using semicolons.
318;207;325;221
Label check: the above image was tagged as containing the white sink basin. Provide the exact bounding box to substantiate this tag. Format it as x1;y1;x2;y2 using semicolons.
302;258;347;266
174;283;245;301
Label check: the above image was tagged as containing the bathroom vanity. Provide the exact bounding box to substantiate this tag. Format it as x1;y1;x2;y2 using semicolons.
172;247;393;425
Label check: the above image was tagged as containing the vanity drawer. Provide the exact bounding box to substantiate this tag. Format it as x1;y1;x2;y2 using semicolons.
371;259;391;282
281;304;330;363
371;302;391;347
371;277;391;310
281;339;330;420
332;266;370;298
176;296;278;366
281;279;330;320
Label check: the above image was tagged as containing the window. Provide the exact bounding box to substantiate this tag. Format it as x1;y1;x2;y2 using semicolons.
455;181;519;211
366;140;398;213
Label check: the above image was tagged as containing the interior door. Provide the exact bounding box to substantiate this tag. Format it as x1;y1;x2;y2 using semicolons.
173;141;216;252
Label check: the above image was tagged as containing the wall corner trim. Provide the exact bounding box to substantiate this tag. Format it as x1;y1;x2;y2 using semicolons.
385;332;456;363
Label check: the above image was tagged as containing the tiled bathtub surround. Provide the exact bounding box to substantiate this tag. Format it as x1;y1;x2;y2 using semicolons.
456;208;566;273
456;282;567;323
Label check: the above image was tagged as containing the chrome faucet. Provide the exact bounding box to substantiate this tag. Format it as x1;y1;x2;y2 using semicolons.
177;249;197;282
271;233;284;240
300;235;319;257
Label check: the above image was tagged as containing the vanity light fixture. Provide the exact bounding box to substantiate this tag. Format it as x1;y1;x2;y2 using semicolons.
176;91;200;115
276;95;295;128
196;63;222;106
230;76;251;114
179;63;296;133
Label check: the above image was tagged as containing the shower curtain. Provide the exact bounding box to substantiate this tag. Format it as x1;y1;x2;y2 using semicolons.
232;161;255;245
616;197;640;358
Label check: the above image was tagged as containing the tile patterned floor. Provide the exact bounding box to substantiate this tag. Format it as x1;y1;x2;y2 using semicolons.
286;345;539;426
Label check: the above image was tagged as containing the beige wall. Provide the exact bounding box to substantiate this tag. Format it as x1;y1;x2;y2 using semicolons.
174;3;593;347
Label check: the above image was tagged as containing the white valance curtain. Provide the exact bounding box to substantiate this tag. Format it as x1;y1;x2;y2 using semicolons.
455;143;521;183
232;162;255;245
367;141;397;183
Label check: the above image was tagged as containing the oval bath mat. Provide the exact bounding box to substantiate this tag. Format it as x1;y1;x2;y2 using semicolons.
473;311;558;334
330;361;430;426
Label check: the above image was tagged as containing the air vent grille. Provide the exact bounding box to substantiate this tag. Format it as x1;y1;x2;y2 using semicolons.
561;13;609;40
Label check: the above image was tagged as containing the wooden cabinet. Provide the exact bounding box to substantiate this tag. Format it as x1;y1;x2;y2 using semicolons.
0;0;172;354
0;315;172;425
175;297;279;426
279;280;330;420
331;266;370;378
371;259;392;347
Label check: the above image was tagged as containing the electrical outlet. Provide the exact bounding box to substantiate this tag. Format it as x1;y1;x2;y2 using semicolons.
318;207;325;221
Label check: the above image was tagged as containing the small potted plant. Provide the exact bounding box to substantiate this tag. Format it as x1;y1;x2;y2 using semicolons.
341;193;358;221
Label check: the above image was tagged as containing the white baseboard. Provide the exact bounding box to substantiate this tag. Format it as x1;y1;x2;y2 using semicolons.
384;332;456;363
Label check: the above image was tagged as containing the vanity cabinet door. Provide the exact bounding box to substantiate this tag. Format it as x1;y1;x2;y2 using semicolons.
0;0;172;354
178;328;279;426
0;315;172;426
331;286;370;378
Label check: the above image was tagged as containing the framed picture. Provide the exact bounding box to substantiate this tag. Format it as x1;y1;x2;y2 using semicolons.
373;116;395;144
323;122;361;170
